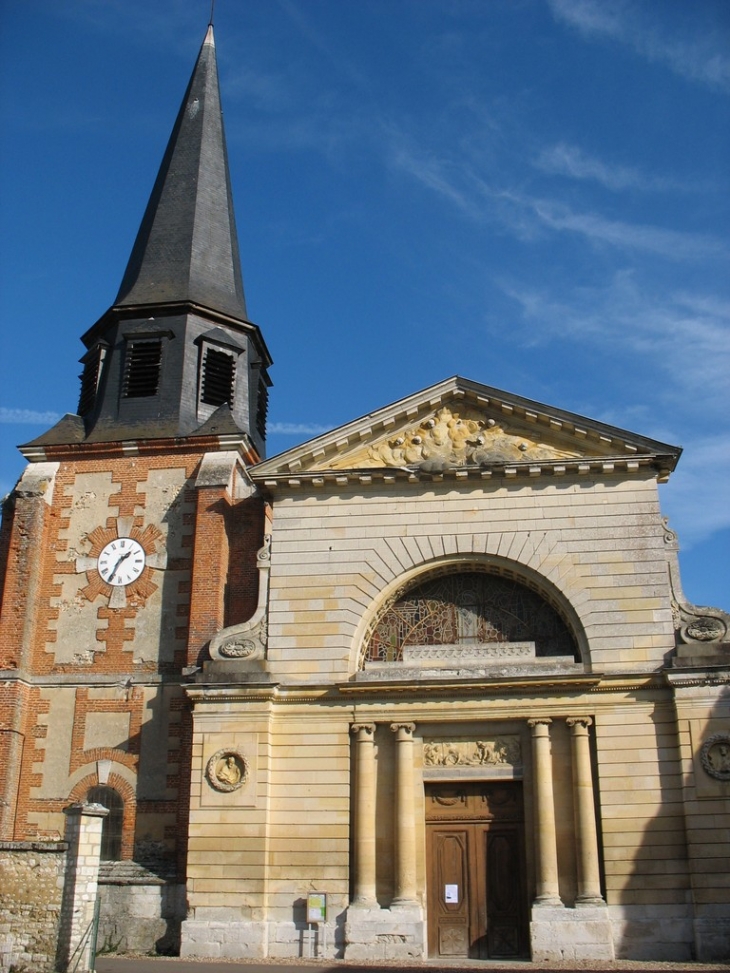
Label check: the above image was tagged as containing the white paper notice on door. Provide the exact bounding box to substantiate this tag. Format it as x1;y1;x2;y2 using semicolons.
444;884;459;903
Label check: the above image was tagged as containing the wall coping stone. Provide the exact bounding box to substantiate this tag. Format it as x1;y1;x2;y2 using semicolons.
0;840;68;852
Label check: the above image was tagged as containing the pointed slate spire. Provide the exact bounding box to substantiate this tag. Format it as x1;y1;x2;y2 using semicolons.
25;24;272;457
115;25;247;321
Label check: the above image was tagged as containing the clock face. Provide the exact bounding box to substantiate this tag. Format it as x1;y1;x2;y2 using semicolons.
97;537;146;587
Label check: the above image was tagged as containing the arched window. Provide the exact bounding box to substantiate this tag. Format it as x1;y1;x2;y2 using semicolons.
87;785;124;861
366;569;578;663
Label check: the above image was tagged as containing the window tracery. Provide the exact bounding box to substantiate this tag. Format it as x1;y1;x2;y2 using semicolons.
365;570;577;663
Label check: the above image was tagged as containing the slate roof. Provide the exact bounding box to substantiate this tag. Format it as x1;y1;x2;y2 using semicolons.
114;25;248;322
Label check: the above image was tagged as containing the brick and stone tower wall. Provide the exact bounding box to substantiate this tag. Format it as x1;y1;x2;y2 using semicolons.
0;443;264;879
0;25;272;952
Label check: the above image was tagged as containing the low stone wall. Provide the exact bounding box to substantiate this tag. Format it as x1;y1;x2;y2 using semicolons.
0;840;67;972
98;862;186;956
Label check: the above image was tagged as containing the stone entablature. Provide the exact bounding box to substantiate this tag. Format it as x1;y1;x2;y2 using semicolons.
356;658;582;683
403;642;536;663
360;642;582;682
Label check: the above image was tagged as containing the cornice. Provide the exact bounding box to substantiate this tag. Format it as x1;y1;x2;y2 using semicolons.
257;454;665;492
339;671;601;698
81;301;272;366
19;431;259;466
664;668;730;689
0;670;185;688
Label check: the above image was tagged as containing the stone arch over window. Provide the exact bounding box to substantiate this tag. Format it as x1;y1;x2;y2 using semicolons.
86;784;124;861
70;770;135;860
357;558;583;670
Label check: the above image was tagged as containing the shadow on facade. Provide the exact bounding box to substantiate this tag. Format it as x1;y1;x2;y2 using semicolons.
614;687;730;962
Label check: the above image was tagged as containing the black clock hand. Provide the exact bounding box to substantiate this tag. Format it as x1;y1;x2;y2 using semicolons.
107;549;132;583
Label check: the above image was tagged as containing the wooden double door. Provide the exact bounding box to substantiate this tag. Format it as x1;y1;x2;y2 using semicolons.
425;781;528;959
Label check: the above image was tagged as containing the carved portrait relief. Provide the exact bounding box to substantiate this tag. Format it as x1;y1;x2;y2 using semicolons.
700;734;730;782
205;749;248;792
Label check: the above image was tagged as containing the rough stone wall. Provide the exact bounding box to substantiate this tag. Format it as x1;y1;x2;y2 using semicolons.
0;841;66;972
98;881;186;956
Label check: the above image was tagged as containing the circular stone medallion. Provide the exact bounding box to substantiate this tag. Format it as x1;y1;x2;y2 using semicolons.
206;749;248;792
700;734;730;782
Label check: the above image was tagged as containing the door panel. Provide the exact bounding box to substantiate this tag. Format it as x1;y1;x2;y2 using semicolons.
486;827;525;957
426;783;527;959
430;830;472;956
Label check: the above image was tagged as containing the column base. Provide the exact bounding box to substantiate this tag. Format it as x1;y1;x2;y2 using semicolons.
349;896;379;910
345;903;424;961
530;903;615;963
533;894;564;907
576;894;607;907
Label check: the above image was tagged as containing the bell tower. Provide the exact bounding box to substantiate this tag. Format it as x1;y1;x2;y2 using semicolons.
38;24;272;456
0;24;269;950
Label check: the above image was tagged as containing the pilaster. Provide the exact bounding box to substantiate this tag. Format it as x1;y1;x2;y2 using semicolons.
56;802;107;972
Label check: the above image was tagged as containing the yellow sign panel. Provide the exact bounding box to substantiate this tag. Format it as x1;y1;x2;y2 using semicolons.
306;892;327;923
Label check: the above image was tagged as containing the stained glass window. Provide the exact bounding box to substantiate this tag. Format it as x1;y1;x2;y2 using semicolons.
365;570;578;663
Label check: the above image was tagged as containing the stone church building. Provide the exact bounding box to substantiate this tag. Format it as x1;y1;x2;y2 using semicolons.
1;25;728;965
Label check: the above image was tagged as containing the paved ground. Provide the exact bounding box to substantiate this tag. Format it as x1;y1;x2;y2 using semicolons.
95;956;730;973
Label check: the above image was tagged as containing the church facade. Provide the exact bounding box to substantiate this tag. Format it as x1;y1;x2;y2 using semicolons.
1;26;728;965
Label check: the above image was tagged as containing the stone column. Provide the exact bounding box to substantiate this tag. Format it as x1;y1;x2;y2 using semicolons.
56;802;108;972
567;717;604;905
351;723;377;906
528;718;562;906
390;722;417;906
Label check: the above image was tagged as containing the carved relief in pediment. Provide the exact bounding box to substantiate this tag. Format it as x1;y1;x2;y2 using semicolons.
326;406;581;471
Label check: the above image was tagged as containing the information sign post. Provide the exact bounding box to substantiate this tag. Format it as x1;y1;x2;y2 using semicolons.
306;892;327;958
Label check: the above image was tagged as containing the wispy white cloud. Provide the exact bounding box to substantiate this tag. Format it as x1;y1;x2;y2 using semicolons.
389;137;725;260
498;271;730;548
548;0;730;91
0;408;61;425
524;196;725;259
274;0;369;88
389;140;474;214
0;412;327;437
268;421;331;436
662;434;730;546
499;270;730;416
534;142;678;192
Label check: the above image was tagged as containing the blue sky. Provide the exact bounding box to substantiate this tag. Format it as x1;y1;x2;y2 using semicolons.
0;0;728;608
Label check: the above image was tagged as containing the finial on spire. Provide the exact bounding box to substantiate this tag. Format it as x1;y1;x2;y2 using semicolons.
209;0;215;26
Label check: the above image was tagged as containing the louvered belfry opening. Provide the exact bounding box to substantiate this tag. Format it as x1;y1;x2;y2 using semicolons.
122;338;163;398
77;345;106;416
256;377;268;439
201;346;235;407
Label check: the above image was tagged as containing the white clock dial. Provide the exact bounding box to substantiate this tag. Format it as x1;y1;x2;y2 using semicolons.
97;538;146;587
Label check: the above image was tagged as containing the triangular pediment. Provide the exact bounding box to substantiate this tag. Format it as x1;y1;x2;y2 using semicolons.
253;377;680;485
